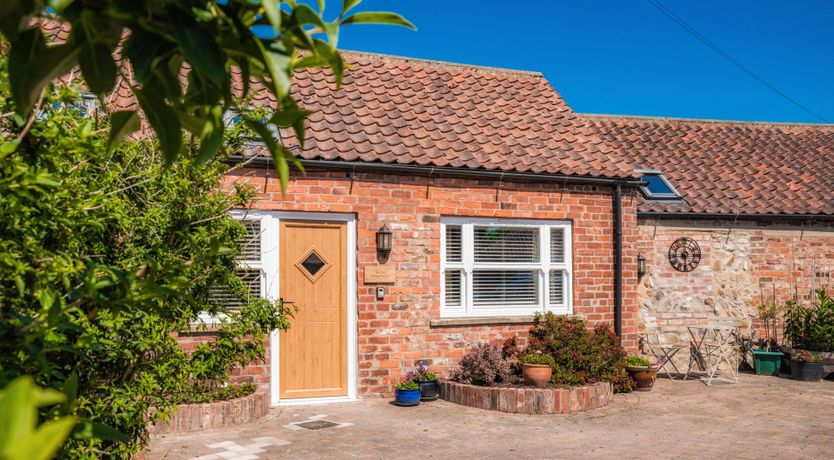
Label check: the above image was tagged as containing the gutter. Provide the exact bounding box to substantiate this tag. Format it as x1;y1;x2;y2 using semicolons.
225;156;644;187
638;211;834;222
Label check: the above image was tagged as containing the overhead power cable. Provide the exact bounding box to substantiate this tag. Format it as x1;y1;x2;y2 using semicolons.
647;0;830;123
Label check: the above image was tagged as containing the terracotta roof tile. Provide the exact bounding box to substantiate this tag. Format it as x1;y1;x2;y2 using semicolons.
585;115;834;216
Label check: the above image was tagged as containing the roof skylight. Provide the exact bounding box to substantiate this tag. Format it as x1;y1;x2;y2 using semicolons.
637;170;682;200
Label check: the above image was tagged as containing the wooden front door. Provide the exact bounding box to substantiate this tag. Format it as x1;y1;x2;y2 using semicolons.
279;220;348;399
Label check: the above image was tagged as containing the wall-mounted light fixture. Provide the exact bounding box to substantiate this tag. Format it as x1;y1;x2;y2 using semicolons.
376;224;392;259
637;253;646;278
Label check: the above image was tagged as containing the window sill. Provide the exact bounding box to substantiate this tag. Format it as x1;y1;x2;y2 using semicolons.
430;316;538;328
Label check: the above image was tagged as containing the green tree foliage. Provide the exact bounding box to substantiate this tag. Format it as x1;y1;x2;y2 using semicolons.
0;0;413;189
0;52;290;457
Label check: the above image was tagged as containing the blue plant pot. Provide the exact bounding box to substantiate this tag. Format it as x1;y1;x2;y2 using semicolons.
394;388;421;406
416;379;440;401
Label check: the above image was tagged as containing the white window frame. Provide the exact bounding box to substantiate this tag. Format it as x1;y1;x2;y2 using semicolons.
440;217;572;318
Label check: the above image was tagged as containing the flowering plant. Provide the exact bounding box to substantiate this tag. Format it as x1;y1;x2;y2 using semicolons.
793;350;822;362
413;363;437;382
396;372;419;390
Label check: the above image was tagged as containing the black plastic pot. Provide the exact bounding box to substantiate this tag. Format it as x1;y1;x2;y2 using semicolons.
791;359;823;382
416;379;439;401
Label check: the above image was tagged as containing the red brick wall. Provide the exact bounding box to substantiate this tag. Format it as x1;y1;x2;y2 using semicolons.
209;168;640;396
176;331;272;387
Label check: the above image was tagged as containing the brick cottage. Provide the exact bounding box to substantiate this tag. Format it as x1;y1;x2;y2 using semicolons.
195;52;832;403
40;13;831;404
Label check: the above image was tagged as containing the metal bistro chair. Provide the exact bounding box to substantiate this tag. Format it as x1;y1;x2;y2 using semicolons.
641;331;688;380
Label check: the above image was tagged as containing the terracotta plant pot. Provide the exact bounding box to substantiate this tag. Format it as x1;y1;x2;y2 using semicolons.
522;363;553;387
626;366;657;391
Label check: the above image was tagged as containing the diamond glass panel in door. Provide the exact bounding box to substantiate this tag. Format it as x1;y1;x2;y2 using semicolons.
474;226;539;263
301;251;326;276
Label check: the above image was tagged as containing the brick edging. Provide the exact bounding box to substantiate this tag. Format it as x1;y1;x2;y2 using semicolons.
439;380;613;414
151;391;269;434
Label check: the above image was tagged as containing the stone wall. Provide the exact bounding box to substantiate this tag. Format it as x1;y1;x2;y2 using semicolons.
216;168;640;396
637;218;834;367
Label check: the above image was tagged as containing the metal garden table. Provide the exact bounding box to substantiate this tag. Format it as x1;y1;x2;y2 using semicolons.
685;325;740;385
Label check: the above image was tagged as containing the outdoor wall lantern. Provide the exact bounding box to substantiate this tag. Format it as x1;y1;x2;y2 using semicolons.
376;224;392;259
637;253;646;278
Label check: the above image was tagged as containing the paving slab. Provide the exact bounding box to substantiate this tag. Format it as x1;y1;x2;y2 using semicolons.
147;374;834;459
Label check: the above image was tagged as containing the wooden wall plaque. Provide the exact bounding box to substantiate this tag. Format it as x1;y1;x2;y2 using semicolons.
364;265;396;284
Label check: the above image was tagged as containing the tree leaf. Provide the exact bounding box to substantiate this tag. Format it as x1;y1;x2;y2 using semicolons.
107;111;140;153
13;417;77;460
170;8;225;88
195;106;225;165
79;42;117;95
341;0;362;16
340;12;415;30
9;29;80;116
258;42;292;98
262;0;281;34
61;372;78;413
135;89;182;165
272;103;311;149
47;0;75;14
243;118;299;192
124;30;171;84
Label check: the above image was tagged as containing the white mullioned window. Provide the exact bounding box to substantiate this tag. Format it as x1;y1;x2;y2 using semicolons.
440;217;572;317
201;217;265;323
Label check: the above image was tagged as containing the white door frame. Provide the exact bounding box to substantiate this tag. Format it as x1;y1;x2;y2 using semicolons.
232;210;357;406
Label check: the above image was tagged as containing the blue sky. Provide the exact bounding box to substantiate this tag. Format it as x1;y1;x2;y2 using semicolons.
335;1;834;124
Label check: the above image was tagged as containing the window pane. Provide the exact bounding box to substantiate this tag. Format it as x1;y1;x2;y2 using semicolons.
209;268;261;311
445;225;462;263
444;270;462;307
472;270;539;306
643;174;675;195
549;270;564;305
550;228;565;263
473;226;539;263
237;219;261;260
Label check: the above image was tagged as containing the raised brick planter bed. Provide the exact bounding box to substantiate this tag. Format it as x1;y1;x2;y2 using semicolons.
151;391;269;434
439;380;613;414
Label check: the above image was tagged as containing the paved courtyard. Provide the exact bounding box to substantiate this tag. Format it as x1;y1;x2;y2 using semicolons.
148;374;834;459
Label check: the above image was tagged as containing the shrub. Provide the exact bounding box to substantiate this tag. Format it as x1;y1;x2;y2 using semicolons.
451;343;509;386
626;356;652;367
0;57;290;457
519;352;556;367
527;313;633;393
784;290;834;352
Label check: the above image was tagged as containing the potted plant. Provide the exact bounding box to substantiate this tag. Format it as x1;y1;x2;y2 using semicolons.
625;355;658;391
790;351;824;382
393;374;421;406
413;363;439;401
520;351;555;387
752;295;784;376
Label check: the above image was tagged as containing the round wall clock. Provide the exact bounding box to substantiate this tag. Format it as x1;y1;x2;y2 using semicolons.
668;237;701;272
